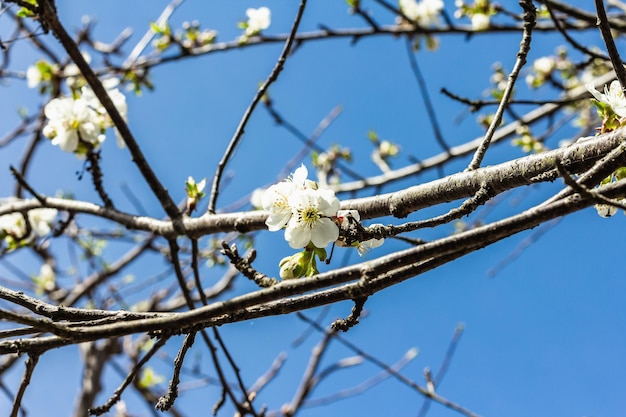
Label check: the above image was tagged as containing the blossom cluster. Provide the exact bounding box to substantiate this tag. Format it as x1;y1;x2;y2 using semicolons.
238;7;271;43
454;0;496;31
583;82;626;218
262;165;340;249
42;79;127;154
26;51;128;155
0;206;57;250
399;0;444;27
260;165;384;279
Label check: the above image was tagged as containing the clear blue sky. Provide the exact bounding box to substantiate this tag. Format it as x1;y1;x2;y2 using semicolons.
1;1;624;416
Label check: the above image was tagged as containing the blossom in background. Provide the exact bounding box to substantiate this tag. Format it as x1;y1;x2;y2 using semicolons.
455;0;496;31
533;56;556;76
43;97;102;152
27;208;58;236
42;78;128;153
81;78;128;148
26;65;43;88
586;80;626;117
243;7;271;36
595;203;618;218
526;56;556;88
470;13;490;30
33;263;56;295
185;176;206;214
63;51;92;89
284;187;340;249
0;207;57;248
0;213;25;238
250;188;265;210
399;0;444;26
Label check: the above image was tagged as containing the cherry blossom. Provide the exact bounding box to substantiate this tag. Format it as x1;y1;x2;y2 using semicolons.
0;207;57;248
587;80;626;117
81;78;128;148
43;97;101;152
284;187;340;249
470;13;490;30
262;164;309;231
244;7;271;36
399;0;444;26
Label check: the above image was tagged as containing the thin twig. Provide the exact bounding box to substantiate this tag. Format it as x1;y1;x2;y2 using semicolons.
417;324;465;417
594;0;626;89
555;156;626;209
208;0;308;213
221;242;279;288
296;314;482;417
544;1;609;60
89;337;169;415
467;0;537;170
331;297;368;332
303;347;417;409
10;353;39;417
123;0;184;68
156;332;196;411
405;38;450;152
10;165;46;205
283;326;336;417
86;149;114;208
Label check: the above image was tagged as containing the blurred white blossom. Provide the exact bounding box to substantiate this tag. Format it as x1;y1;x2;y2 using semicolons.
399;0;444;26
43;97;102;152
81;78;128;148
470;13;490;30
284;187;340;249
587;80;626;117
244;7;271;36
262;164;340;249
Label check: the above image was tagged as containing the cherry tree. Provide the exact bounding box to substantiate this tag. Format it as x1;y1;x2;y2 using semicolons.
0;1;625;416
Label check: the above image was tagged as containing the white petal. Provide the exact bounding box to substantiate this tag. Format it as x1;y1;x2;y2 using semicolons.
310;218;339;248
285;224;311;249
52;129;79;152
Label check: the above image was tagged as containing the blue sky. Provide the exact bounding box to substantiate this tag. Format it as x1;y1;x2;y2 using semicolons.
1;1;625;416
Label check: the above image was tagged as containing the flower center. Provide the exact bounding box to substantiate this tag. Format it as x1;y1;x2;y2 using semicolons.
301;207;320;228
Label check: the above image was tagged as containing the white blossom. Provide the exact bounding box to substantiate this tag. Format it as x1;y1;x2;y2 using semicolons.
595;203;618;218
533;56;556;75
81;78;128;148
284;187;340;249
26;65;42;88
586;80;626;117
43;97;102;152
0;208;57;239
245;7;271;36
63;51;91;89
356;236;385;257
399;0;444;26
33;263;56;294
28;208;57;236
250;188;265;210
0;213;26;237
470;13;490;30
262;164;309;231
